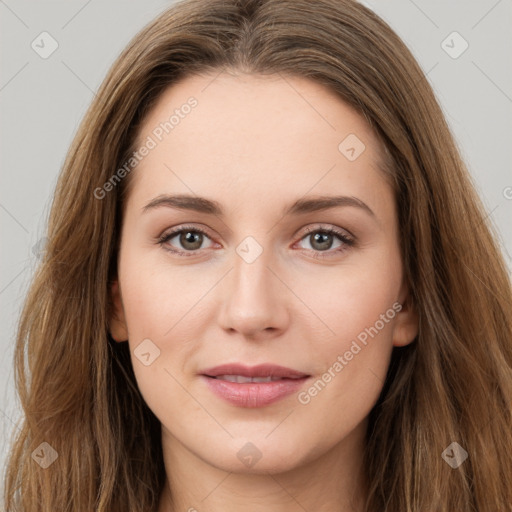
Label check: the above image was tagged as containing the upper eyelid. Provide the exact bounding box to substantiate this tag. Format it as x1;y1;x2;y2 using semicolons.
161;224;215;241
301;224;354;238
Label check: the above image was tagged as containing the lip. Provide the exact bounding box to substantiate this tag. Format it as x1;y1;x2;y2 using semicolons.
200;363;311;408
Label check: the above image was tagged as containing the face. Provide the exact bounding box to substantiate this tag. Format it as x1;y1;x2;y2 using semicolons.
109;71;418;474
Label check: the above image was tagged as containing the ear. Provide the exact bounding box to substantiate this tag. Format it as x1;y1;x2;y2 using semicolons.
109;279;129;342
392;281;419;347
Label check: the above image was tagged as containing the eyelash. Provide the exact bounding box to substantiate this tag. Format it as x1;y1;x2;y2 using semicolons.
157;224;355;259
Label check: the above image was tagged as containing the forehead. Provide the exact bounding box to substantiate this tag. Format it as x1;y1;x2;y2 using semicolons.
126;71;393;220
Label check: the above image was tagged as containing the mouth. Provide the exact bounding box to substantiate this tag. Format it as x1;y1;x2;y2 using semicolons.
200;363;311;407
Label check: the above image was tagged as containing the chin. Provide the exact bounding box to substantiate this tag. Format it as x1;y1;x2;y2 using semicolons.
197;436;312;475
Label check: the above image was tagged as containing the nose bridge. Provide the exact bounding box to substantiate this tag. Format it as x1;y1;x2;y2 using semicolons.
218;235;287;336
233;242;271;297
232;237;275;308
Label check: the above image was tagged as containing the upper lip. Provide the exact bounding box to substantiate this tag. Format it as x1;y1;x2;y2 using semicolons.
201;363;309;379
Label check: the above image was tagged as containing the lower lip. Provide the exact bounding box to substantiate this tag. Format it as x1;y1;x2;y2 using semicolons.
201;375;309;408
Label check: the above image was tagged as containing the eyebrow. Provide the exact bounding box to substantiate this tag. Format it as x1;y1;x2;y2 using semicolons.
141;193;375;218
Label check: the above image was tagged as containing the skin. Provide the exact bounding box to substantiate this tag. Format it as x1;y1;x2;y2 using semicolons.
109;71;418;512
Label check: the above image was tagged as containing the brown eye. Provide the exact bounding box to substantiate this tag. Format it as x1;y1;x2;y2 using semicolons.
177;230;204;250
296;226;355;259
158;225;214;256
308;231;336;251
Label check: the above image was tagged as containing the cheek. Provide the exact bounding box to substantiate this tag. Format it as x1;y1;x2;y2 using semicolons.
119;265;200;418
119;251;206;338
297;257;401;346
294;256;401;402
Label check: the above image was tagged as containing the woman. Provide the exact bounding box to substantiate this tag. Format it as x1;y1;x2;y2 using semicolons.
4;0;512;511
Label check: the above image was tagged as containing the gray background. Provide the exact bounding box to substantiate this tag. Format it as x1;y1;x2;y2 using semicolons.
1;0;511;495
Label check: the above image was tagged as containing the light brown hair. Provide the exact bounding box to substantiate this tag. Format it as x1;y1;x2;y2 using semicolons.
4;0;512;510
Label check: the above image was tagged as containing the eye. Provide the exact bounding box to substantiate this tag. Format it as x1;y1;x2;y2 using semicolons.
295;225;355;258
157;224;356;259
158;225;214;256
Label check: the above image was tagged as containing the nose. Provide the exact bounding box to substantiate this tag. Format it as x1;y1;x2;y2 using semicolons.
217;244;289;340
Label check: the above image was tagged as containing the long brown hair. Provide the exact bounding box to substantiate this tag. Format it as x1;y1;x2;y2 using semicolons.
4;0;512;510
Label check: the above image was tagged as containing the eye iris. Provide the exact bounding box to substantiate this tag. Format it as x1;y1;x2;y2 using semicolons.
180;231;203;250
311;232;333;251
